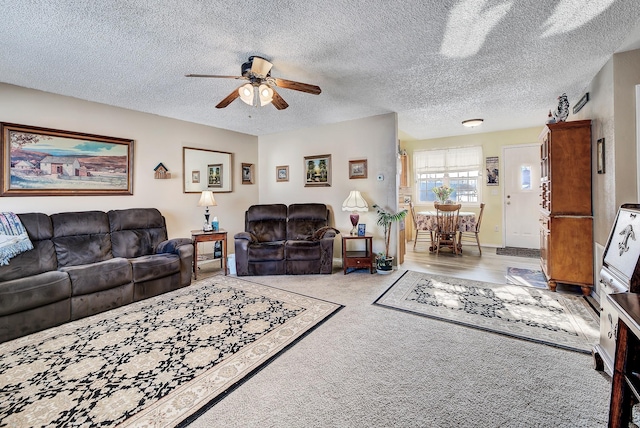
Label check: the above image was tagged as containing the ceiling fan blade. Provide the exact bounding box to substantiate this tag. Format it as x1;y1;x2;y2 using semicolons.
215;88;241;108
271;88;289;110
274;78;321;95
250;56;273;78
185;74;248;80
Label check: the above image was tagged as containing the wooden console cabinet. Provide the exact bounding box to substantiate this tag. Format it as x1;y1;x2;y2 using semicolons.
539;120;593;295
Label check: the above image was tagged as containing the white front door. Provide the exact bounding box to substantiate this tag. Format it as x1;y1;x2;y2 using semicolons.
503;144;541;248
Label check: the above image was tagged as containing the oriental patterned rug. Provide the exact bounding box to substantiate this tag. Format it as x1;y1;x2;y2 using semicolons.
374;271;598;354
0;276;341;427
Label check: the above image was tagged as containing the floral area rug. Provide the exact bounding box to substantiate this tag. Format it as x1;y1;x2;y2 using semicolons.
374;271;599;354
0;276;341;427
506;267;548;289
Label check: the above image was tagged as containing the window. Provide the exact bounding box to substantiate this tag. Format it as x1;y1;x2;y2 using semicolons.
414;146;482;204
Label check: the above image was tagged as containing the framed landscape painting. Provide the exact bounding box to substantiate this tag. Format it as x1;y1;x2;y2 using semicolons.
1;122;134;196
304;154;331;187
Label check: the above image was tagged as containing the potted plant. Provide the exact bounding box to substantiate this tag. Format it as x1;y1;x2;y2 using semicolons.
432;185;455;204
373;204;407;273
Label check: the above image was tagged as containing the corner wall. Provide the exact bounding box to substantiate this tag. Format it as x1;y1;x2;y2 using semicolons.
0;83;259;246
258;113;399;258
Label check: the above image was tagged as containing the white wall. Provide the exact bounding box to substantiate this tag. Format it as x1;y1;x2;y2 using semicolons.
0;83;259;250
258;113;400;258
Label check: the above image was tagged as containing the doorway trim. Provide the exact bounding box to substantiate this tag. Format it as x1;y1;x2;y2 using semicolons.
501;142;541;248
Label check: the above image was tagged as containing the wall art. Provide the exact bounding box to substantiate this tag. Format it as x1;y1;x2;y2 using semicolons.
304;154;331;187
1;122;134;196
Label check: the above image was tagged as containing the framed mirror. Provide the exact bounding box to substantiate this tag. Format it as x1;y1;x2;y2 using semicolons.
183;147;233;193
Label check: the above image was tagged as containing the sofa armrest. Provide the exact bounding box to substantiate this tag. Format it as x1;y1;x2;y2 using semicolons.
310;226;340;241
155;238;193;255
234;232;258;243
155;238;193;287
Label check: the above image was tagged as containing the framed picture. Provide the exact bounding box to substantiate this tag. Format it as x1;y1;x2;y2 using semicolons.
183;147;232;193
357;224;366;236
1;122;134;196
485;156;499;186
304;154;331;187
597;138;605;174
241;163;254;184
349;159;368;179
207;164;223;188
276;165;289;182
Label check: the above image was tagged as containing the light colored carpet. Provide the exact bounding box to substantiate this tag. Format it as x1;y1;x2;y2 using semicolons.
375;271;598;353
190;269;611;428
0;276;340;427
506;266;548;289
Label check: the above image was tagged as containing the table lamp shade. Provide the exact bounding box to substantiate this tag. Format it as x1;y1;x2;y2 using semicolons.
198;191;217;207
197;191;217;230
342;190;368;235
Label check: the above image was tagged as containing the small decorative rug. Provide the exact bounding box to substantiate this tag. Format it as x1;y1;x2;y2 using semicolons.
506;267;548;289
374;271;599;353
496;247;540;258
0;276;341;427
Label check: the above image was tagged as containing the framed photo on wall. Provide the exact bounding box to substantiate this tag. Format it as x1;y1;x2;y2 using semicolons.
207;164;223;188
348;159;368;179
304;154;331;187
1;122;134;196
597;138;605;174
241;163;254;184
191;170;200;183
276;165;289;182
485;156;499;186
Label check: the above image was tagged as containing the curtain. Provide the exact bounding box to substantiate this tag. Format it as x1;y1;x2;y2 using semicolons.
414;146;482;173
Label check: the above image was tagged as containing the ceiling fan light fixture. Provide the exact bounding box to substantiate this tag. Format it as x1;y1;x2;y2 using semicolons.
258;84;274;106
239;83;254;105
462;118;484;127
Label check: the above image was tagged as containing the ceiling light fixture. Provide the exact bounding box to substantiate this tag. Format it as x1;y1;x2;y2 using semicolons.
238;83;254;105
238;82;274;107
462;119;484;127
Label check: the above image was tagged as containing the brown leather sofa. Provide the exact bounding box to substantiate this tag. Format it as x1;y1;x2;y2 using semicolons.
234;203;338;275
0;208;193;343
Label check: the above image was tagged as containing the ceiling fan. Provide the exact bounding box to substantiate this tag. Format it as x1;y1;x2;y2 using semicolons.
186;56;321;110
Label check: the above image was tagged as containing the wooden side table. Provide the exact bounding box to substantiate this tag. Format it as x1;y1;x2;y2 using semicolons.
191;229;227;279
342;234;374;274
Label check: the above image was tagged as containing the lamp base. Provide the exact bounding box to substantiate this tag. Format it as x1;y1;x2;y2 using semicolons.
350;213;359;236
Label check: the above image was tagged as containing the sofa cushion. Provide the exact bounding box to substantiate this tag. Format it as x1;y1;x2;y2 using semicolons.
61;258;132;296
285;240;322;261
0;271;71;316
51;211;113;267
130;254;180;283
248;241;285;261
287;203;329;239
246;204;287;242
0;213;57;281
109;208;168;258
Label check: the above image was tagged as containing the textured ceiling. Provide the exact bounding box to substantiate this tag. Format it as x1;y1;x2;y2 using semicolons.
1;1;640;140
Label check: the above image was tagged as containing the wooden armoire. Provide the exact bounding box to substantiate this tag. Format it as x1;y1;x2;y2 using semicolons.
539;120;593;295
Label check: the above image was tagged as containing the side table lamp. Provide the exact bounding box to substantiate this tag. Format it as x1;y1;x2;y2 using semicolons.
342;190;369;235
197;190;217;231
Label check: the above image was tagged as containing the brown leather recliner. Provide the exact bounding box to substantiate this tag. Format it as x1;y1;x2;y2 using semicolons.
234;203;338;275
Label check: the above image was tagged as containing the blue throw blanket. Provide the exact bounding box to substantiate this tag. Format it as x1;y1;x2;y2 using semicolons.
0;212;33;266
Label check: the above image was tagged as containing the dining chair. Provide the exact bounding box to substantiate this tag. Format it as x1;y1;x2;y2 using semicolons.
409;202;432;250
434;203;462;255
459;203;485;255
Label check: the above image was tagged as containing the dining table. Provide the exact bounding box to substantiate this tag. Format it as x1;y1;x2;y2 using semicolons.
415;210;478;252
